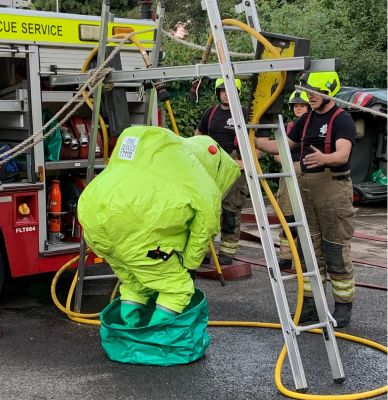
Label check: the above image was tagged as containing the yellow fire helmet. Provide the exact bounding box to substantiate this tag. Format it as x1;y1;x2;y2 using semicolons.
289;90;309;104
215;78;242;95
299;71;341;97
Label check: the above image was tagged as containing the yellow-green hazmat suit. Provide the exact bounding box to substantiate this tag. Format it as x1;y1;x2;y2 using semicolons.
78;126;240;313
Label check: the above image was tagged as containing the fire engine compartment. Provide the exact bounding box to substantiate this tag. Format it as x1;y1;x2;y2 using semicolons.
0;15;155;266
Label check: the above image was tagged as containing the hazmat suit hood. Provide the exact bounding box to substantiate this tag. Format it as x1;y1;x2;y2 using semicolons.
77;126;240;272
185;135;241;197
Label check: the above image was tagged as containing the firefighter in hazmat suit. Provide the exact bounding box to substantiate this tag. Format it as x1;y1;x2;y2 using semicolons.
78;126;240;346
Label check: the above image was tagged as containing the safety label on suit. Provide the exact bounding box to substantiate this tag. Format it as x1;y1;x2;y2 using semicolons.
118;137;138;161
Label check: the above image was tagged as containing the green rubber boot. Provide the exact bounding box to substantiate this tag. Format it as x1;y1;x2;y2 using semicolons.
148;306;179;326
120;301;144;327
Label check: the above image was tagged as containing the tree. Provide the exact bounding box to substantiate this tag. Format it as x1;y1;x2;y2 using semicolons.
32;0;387;87
256;0;387;87
31;0;386;105
32;0;137;17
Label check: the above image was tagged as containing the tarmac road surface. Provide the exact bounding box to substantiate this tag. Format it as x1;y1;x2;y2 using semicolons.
0;203;386;400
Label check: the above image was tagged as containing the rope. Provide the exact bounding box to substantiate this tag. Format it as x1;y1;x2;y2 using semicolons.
0;76;106;165
0;29;153;167
162;30;255;59
0;69;109;166
295;85;388;119
162;31;387;120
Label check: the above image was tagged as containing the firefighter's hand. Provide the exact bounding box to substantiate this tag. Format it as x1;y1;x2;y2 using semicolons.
303;146;326;168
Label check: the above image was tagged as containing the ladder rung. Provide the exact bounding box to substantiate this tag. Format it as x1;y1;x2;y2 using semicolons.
269;221;303;230
246;123;278;129
83;274;116;281
223;26;244;32
295;321;330;333
281;271;316;281
257;172;290;179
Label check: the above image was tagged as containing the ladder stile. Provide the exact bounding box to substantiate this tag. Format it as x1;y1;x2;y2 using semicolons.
145;0;165;125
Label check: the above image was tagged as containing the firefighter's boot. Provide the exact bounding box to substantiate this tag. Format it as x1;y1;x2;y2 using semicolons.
148;305;179;326
120;301;144;327
218;253;233;265
333;302;352;328
297;297;319;324
278;258;293;270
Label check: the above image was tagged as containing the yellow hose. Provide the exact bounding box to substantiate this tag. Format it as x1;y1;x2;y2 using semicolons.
50;253;100;321
52;19;387;400
51;256;387;398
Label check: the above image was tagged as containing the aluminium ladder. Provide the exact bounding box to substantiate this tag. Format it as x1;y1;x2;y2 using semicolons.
201;0;345;392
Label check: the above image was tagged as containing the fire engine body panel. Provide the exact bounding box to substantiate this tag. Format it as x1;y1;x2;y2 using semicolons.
0;8;155;48
0;8;157;282
0;183;80;276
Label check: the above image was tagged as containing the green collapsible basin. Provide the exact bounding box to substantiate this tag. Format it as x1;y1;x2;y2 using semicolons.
100;289;210;366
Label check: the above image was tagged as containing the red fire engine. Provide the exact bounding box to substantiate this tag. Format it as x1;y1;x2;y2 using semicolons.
0;5;157;291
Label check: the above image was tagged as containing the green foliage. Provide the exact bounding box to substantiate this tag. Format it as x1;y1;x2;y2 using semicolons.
256;0;387;87
158;39;212;136
161;92;212;137
32;0;136;17
160;37;256;137
161;0;241;40
32;0;387;87
30;0;385;177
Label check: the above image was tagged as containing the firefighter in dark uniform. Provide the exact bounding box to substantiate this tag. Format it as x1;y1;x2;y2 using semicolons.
195;78;249;265
256;71;357;328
